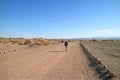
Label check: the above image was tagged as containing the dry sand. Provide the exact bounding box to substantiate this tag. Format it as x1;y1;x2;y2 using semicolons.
81;40;120;80
0;41;98;80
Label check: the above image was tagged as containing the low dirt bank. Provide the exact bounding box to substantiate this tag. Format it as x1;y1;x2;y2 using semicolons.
81;40;120;80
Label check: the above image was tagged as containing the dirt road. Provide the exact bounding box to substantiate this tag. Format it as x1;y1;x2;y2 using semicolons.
0;41;97;80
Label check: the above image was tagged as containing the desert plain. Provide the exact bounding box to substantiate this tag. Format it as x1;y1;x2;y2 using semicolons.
0;38;119;80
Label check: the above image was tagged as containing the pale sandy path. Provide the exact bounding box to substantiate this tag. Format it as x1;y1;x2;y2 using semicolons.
0;41;97;80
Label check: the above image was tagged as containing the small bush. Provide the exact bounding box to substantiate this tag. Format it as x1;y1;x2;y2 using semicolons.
68;40;72;42
38;38;49;45
24;39;32;45
60;40;64;43
34;41;42;46
0;39;10;43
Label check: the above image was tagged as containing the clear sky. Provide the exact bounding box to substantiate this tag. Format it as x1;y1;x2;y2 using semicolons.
0;0;120;38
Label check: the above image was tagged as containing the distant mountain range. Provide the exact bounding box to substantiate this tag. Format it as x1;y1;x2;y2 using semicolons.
71;37;120;40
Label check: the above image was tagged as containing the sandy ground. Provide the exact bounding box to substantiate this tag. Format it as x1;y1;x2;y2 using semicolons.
0;41;98;80
81;41;120;80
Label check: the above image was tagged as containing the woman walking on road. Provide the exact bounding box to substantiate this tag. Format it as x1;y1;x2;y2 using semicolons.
64;41;68;51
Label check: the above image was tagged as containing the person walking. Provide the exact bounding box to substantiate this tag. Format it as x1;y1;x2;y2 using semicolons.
64;41;68;51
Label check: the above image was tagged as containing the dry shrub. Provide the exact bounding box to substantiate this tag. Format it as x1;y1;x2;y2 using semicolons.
68;40;72;42
9;39;16;44
38;38;49;45
14;39;34;45
34;41;42;46
0;38;49;46
24;39;32;45
60;40;64;43
14;39;25;45
0;39;10;43
29;39;35;43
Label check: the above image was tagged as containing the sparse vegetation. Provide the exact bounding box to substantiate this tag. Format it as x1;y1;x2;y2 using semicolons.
60;40;64;43
0;38;49;46
38;38;49;45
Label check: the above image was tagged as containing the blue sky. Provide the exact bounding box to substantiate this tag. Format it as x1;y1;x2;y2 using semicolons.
0;0;120;38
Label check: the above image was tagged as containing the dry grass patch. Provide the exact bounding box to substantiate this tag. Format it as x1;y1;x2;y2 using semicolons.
38;38;49;45
0;38;10;43
0;38;49;46
34;41;42;46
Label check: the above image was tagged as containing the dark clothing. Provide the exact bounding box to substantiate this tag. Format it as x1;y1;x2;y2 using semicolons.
64;41;68;47
64;41;68;51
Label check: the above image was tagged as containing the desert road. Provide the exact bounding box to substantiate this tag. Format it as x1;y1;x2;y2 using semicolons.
0;41;97;80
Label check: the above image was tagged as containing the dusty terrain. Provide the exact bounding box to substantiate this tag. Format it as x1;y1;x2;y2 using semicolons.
0;41;97;80
81;40;120;80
